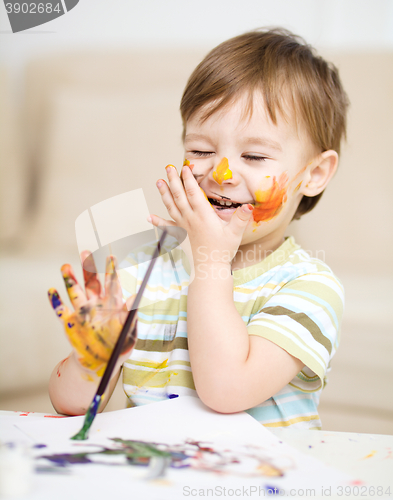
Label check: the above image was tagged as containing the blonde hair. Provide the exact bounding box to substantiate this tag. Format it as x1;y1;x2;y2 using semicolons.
180;28;349;218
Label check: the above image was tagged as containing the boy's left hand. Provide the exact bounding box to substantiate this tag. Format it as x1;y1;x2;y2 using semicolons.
149;164;253;266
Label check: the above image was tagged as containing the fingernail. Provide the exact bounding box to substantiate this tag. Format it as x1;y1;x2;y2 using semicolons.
165;164;175;171
243;204;254;212
156;180;163;188
147;216;152;223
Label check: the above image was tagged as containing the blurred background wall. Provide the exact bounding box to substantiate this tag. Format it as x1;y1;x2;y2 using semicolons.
0;0;392;433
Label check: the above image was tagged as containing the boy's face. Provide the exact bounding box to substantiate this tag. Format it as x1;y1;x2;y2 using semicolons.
184;92;317;249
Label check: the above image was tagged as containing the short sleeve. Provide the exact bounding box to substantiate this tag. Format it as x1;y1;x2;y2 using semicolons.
247;271;344;389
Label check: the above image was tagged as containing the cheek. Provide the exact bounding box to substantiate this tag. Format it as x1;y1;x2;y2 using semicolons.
252;173;288;223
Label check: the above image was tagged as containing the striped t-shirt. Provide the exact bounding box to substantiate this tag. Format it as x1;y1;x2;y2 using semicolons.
118;236;344;430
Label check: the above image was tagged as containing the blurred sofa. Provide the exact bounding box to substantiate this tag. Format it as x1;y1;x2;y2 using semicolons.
0;49;392;432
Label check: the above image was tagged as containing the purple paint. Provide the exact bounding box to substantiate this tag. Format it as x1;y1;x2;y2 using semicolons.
264;485;279;495
49;291;61;309
40;453;93;467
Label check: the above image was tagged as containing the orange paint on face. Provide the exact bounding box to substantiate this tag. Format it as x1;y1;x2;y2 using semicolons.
252;173;288;223
213;157;232;185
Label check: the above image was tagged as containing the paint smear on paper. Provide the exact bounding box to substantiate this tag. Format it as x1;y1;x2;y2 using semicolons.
253;172;288;223
361;450;377;460
213;157;232;185
38;438;288;478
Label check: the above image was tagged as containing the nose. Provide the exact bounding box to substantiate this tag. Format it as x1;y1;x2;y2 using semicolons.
212;157;239;186
212;157;231;184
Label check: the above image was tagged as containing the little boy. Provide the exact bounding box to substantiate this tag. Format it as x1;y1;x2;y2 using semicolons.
49;28;349;429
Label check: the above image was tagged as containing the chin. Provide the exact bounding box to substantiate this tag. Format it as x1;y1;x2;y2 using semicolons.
213;205;237;223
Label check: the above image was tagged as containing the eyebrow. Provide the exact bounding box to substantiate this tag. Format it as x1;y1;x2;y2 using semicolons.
244;137;283;152
184;134;212;144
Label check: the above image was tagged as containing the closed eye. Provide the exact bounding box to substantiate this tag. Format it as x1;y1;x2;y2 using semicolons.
243;154;268;162
191;151;214;157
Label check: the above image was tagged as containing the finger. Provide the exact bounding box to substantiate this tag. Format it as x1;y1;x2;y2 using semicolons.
48;288;71;324
123;293;136;313
118;298;138;355
104;255;123;311
61;264;88;311
180;159;194;185
228;204;254;236
147;214;178;229
81;250;102;300
156;178;183;222
47;289;108;371
181;164;211;211
165;164;192;214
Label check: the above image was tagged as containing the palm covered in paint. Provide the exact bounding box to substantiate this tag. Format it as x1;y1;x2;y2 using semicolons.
48;253;135;376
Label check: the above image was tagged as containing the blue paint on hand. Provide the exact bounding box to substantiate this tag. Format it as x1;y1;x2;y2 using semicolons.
50;292;62;309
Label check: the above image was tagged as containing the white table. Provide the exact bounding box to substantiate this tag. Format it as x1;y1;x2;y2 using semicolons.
1;408;392;499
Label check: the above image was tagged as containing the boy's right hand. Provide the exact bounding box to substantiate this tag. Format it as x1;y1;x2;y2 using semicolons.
48;253;136;377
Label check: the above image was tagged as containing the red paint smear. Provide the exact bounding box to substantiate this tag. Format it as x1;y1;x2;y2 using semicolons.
253;173;288;223
57;356;69;378
44;415;67;418
19;412;32;416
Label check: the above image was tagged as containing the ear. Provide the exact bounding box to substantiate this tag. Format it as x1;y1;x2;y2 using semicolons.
302;150;339;197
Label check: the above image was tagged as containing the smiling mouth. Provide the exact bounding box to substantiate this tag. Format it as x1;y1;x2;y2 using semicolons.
207;196;245;210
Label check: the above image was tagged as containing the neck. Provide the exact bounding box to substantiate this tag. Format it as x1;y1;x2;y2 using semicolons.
231;232;286;271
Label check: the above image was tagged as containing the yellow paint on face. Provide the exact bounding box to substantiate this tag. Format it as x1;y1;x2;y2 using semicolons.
294;181;302;193
183;158;194;170
213;157;232;185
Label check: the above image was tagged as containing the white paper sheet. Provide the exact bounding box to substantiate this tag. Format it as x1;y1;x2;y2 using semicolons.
2;397;354;500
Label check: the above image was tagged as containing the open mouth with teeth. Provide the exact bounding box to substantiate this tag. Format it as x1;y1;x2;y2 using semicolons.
208;197;243;210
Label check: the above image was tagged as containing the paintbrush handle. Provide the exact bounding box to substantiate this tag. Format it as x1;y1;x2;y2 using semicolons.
95;229;167;397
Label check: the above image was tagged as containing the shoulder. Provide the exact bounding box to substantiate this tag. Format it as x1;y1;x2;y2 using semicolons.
280;240;345;313
245;238;344;383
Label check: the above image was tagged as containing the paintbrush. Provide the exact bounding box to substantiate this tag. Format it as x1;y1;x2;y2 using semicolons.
71;228;168;440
